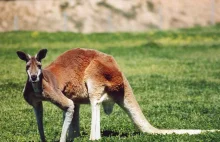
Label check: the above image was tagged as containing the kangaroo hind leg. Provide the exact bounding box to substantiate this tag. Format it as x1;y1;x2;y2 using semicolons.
87;79;107;140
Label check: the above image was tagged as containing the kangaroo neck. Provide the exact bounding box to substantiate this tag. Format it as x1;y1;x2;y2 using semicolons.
31;82;42;93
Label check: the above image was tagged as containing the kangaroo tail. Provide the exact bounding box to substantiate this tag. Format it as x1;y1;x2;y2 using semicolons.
116;75;219;135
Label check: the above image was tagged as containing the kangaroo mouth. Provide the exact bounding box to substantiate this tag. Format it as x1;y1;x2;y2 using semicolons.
31;80;39;83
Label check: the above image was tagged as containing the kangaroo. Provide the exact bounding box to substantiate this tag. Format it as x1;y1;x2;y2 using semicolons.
17;48;218;142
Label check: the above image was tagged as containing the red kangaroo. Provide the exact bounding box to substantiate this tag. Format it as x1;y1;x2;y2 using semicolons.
17;48;219;142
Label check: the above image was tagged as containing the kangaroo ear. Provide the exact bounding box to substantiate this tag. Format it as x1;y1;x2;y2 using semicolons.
36;49;47;62
16;51;30;62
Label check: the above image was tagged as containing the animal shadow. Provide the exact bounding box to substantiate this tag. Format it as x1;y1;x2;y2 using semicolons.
54;130;141;141
102;130;141;137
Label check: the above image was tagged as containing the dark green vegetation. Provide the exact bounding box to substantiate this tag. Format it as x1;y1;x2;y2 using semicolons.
1;25;220;141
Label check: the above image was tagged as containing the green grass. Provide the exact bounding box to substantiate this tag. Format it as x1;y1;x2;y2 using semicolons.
1;25;220;141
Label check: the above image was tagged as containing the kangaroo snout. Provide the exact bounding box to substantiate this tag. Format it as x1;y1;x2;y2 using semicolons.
31;75;37;81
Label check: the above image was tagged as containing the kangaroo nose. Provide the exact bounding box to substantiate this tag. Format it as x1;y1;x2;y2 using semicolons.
31;75;37;81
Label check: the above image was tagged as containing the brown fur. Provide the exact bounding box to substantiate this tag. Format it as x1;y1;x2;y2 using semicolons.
42;48;124;105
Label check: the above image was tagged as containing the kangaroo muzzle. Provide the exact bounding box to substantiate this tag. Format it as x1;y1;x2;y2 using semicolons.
27;69;41;83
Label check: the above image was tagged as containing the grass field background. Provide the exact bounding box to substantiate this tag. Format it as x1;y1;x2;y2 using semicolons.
0;25;220;141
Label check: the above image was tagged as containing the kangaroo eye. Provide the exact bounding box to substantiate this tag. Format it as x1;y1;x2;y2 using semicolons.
37;65;41;68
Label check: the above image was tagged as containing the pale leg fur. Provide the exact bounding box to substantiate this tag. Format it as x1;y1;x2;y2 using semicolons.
60;101;74;142
67;104;80;141
90;94;115;140
90;100;101;140
87;79;103;140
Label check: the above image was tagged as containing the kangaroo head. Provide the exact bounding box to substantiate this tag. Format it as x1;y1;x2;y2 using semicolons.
16;49;47;83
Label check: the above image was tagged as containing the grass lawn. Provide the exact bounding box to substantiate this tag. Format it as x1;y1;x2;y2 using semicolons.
0;25;220;141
